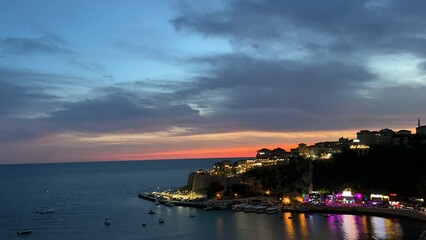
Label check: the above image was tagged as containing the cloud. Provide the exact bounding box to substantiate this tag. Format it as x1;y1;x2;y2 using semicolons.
172;0;426;59
166;0;426;132
41;86;202;133
0;35;70;55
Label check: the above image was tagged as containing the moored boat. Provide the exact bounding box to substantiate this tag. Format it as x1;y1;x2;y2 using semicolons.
243;205;256;213
255;206;267;213
36;208;55;214
266;207;278;214
419;230;426;240
17;229;32;235
232;204;246;211
203;206;214;211
158;218;164;224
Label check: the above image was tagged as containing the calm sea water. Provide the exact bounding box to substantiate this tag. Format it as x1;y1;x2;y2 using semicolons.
0;159;425;240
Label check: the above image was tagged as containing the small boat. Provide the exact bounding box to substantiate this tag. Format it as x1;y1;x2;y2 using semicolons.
141;223;147;227
158;218;164;224
104;218;111;225
266;207;277;214
419;230;426;240
243;205;256;213
232;204;245;211
148;210;155;214
17;229;32;235
203;206;214;211
164;202;174;207
36;208;55;214
255;206;267;213
189;214;196;217
154;199;160;205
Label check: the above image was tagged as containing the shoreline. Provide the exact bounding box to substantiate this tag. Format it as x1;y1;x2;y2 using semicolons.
138;193;426;222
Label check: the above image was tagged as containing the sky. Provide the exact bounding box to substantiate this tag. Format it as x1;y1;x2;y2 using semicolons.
1;0;425;164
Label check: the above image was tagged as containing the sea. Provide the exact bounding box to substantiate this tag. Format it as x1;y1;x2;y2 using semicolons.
0;159;425;240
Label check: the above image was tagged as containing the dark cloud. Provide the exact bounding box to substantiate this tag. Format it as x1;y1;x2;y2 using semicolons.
172;0;426;57
166;0;426;132
2;0;426;146
0;70;58;116
44;87;202;133
0;35;70;55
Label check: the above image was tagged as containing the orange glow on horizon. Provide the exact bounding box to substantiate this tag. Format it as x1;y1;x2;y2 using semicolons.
87;145;297;161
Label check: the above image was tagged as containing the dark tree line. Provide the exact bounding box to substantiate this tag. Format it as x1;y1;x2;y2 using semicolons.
313;146;426;199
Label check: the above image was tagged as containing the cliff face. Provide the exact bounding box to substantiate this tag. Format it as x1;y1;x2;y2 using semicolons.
184;172;240;194
241;159;312;195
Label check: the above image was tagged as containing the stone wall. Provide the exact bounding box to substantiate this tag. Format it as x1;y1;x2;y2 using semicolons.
186;172;240;193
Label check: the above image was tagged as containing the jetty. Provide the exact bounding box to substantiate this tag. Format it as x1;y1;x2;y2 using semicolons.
138;193;207;208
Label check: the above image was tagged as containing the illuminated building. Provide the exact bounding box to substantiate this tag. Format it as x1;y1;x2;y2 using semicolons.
256;148;272;159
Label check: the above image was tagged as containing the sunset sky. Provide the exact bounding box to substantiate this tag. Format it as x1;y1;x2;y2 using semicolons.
1;0;425;164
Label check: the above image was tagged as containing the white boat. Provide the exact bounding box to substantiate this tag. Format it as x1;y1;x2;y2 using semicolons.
17;229;32;235
158;218;164;224
243;205;256;213
255;206;267;213
36;208;55;214
233;204;246;211
203;206;214;211
104;218;111;225
266;207;278;214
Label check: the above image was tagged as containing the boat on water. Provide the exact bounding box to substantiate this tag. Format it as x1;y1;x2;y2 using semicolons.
419;230;426;240
189;214;196;217
255;206;267;213
266;207;278;214
243;205;256;213
232;204;245;211
142;223;147;227
36;208;55;214
164;202;175;207
17;229;32;235
154;199;160;205
104;218;111;225
203;206;214;211
158;218;164;224
148;210;155;214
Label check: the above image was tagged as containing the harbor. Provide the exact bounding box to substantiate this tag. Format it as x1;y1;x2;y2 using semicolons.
138;191;426;222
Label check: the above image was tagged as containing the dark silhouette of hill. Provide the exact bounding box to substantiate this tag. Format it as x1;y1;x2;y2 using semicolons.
313;146;426;199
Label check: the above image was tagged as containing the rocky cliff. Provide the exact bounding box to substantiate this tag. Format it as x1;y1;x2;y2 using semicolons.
241;158;312;196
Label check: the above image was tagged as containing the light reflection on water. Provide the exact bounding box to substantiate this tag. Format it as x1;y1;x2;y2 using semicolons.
277;213;413;240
